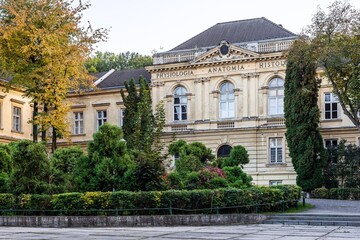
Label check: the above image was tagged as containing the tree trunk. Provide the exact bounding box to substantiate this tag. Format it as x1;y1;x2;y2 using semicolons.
52;127;57;153
32;102;38;142
41;105;48;141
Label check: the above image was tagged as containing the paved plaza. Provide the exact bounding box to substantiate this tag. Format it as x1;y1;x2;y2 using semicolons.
1;224;359;240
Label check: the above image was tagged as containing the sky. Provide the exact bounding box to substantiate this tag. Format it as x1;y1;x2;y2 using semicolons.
81;0;360;56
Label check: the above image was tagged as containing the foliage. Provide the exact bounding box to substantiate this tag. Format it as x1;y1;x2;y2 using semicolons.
10;140;51;194
306;1;360;130
50;147;85;193
221;145;249;168
0;185;302;215
222;166;252;188
121;77;159;153
323;140;360;188
285;39;327;192
312;187;360;200
74;124;134;192
168;140;215;173
0;0;107;147
129;151;166;191
85;51;152;73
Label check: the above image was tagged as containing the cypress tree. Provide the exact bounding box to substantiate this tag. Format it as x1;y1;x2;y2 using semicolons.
121;78;138;149
284;39;327;192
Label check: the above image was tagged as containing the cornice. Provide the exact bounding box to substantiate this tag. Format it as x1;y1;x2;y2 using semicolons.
148;52;285;72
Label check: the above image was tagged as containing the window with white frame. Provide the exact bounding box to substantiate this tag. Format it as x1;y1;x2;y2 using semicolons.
96;110;107;130
268;77;284;116
269;138;283;163
173;86;187;121
269;180;283;186
13;106;21;132
219;82;235;118
119;109;124;127
324;93;338;120
73;112;84;135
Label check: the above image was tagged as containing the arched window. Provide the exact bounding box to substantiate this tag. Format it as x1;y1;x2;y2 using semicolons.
268;77;284;116
219;82;235;118
174;86;187;121
217;145;232;158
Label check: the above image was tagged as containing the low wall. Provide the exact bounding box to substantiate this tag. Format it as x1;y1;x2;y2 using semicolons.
0;214;268;227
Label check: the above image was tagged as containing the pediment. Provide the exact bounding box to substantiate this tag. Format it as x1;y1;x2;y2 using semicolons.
192;44;260;64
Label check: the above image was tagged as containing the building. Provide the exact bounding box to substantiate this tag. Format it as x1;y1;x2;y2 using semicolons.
1;17;359;186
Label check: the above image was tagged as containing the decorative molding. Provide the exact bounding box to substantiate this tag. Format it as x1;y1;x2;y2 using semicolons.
194;77;210;84
92;103;110;107
10;98;25;105
151;82;165;87
71;104;86;109
116;101;124;105
0;95;5;99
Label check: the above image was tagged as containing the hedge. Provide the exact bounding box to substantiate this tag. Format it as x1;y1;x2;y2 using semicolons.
312;188;360;200
0;185;301;216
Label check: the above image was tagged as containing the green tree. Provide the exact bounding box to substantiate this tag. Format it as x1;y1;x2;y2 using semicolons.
74;124;134;192
221;145;249;168
120;76;156;152
0;0;107;150
10;140;51;194
306;0;360;130
85;51;152;73
0;144;11;193
284;39;327;192
50;146;85;193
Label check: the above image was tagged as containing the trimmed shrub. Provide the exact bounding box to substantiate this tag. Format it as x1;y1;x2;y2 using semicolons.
312;188;329;199
0;186;302;216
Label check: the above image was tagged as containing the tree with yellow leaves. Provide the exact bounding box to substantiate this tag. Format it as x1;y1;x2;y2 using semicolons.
0;0;107;151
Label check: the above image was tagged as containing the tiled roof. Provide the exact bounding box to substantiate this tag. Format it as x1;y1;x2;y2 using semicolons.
170;17;297;51
95;68;151;89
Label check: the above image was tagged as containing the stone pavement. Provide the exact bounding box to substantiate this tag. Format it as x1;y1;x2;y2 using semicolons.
1;224;360;239
305;199;360;214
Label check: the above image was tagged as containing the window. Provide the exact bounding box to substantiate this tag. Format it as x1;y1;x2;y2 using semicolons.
119;109;124;127
269;138;283;163
96;110;107;130
268;77;284;116
13;106;21;132
325;139;338;162
73;112;84;135
269;180;283;186
217;145;232;158
174;87;187;121
324;93;338;119
219;82;235;118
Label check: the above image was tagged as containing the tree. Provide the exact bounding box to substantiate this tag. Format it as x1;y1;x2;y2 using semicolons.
85;51;152;73
9;140;51;194
74;124;134;192
0;144;11;193
120;76;155;152
0;0;107;150
221;145;249;168
50;146;85;193
306;0;360;130
284;39;327;192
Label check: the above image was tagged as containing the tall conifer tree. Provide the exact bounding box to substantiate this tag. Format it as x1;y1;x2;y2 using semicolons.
284;39;327;192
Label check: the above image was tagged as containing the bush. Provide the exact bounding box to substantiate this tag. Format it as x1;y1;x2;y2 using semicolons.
0;186;302;216
312;188;329;199
223;166;252;188
221;145;249;168
166;172;184;190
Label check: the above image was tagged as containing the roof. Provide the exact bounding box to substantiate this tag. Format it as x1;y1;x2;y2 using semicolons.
170;17;297;51
95;68;151;89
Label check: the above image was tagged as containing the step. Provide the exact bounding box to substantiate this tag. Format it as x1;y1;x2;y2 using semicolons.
264;219;360;226
268;216;360;221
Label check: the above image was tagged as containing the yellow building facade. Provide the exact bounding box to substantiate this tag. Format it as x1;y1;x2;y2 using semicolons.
1;18;359;186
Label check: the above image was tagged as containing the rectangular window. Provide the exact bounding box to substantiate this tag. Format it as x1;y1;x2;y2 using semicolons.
269;138;283;163
269;180;283;186
324;93;338;120
119;109;124;127
96;110;107;130
13;106;21;132
325;139;338;162
73;112;84;135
